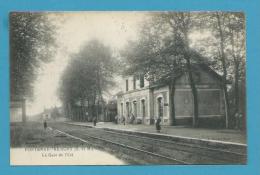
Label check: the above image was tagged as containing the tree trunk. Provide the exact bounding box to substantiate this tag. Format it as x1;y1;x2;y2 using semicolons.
186;58;199;128
169;80;176;126
92;92;97;121
216;13;231;128
229;27;240;115
96;66;102;121
96;100;99;121
223;85;230;128
179;14;199;128
67;102;72;121
86;99;89;121
234;61;240;113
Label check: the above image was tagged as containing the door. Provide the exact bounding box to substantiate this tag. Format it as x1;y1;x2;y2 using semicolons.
157;97;163;118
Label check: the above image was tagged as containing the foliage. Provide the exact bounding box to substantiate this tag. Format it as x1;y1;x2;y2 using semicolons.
121;13;187;84
121;12;245;128
190;12;246;82
59;39;116;107
190;12;246;124
121;12;205;126
10;12;56;99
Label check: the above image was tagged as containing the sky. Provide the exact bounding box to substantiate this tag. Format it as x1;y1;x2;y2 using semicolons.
27;12;148;115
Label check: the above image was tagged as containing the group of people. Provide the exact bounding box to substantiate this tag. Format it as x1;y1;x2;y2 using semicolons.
114;115;125;125
114;113;134;125
43;111;242;132
90;114;163;133
114;114;162;132
43;114;161;132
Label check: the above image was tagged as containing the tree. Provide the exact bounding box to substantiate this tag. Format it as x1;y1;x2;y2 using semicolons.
10;12;56;100
225;13;246;117
121;32;185;126
213;12;232;129
214;12;246;128
59;40;116;121
58;55;97;120
122;12;205;127
190;12;246;128
163;12;200;127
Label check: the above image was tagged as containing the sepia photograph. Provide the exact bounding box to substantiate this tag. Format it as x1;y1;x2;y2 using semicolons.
10;11;246;165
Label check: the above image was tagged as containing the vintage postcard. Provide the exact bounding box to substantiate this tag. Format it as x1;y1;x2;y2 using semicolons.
10;11;247;166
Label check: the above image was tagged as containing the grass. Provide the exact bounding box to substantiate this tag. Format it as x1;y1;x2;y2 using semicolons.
10;122;130;164
10;122;91;148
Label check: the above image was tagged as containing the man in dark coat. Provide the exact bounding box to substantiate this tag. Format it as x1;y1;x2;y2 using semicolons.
93;117;97;126
156;117;161;133
43;120;47;130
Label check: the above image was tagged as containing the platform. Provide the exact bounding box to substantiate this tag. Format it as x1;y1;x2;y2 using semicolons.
64;121;247;145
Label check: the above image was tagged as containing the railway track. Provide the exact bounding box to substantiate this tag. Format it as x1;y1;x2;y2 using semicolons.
51;123;247;164
103;129;247;162
83;129;246;164
54;128;189;164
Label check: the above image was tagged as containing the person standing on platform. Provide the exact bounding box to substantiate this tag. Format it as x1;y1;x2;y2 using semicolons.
122;116;126;125
43;120;47;130
93;116;97;126
156;117;161;133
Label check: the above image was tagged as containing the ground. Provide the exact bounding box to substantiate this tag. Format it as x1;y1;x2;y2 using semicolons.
68;121;247;144
10;121;247;165
10;122;91;147
10;122;144;164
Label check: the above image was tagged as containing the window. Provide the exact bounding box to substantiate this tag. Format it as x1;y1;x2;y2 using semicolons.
157;97;163;118
140;75;144;88
121;103;123;116
133;101;137;117
126;79;128;91
141;99;145;118
126;102;130;118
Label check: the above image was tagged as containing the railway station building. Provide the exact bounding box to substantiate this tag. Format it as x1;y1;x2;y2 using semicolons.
116;64;226;127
